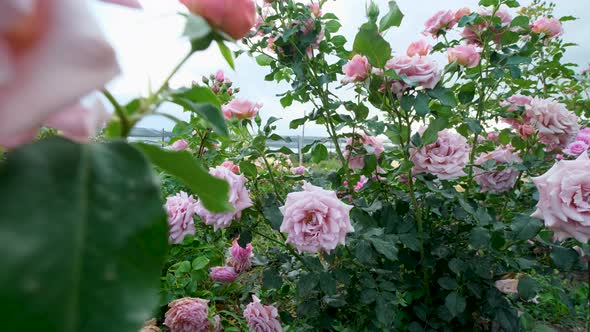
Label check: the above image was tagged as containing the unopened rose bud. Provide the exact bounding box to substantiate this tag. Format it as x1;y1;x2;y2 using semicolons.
202;76;210;84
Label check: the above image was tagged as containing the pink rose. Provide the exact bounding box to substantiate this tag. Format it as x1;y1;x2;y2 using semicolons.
447;44;481;68
531;17;563;38
518;124;534;138
501;94;533;129
354;176;368;192
423;10;456;37
487;132;499;141
243;296;282;332
99;0;142;8
0;0;119;147
575;132;590;145
209;266;238;283
165;191;199;244
494;279;519;294
406;39;432;57
164;297;210;332
195;166;253;230
280;182;354;253
221;160;240;174
180;0;256;40
227;238;253;273
341;55;371;84
388;55;441;89
564;140;588;156
461;8;512;45
525;97;580;151
222;98;262;120
309;1;321;17
474;145;522;193
532;153;590;243
170;139;189;151
343;132;384;169
215;69;225;82
290;166;306;175
454;7;471;22
410;129;471;180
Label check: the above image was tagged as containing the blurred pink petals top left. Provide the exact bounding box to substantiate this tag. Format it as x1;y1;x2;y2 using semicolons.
99;0;142;9
0;0;120;147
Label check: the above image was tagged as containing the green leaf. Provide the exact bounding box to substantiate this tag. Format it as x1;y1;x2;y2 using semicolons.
353;23;392;68
172;86;221;108
469;227;490;248
438;276;458;290
517;276;540;300
369;237;398;261
511;15;530;27
255;54;273;66
465;118;483;134
191;256;209;270
427;87;457;107
550;246;579;271
239;161;258;177
319;272;337;295
506;55;532;65
325;20;342;33
171;98;227;136
297;273;320;297
379;1;404;32
263;268;283;290
311;144;328;163
510;215;542;240
280;93;293;108
376;296;396;327
183;14;212;41
415;92;430;116
135;143;231;212
479;0;498;6
216;40;234;69
445;291;466;318
262;201;283;231
0;138;168;332
421;117;449;145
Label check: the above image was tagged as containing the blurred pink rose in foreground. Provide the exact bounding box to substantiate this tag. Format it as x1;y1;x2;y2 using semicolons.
164;297;210;332
180;0;256;39
388;55;441;89
210;266;238;283
474;145;522;193
447;44;481;68
170;139;189;151
531;17;563;39
100;0;142;8
410;129;470;180
280;182;353;253
165;191;199;244
343;132;384;169
0;0;120;148
532;153;590;243
341;54;371;84
494;279;519;294
195;166;253;230
406;39;432;57
222;98;262;120
227;238;253;273
243;295;282;332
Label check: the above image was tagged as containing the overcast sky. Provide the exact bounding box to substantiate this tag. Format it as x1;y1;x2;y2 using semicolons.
93;0;590;136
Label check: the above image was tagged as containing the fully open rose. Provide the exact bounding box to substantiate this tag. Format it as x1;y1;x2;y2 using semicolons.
164;298;210;332
243;295;282;332
410;129;471;180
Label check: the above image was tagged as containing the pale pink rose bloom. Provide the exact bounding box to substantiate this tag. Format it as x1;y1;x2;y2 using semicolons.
487;132;499;141
423;10;456;37
227;238;253;273
531;17;563;38
343;132;385;169
501;94;533;129
215;69;225;82
290;166;306;175
195;166;253;230
474;145;522;193
221;160;240;174
454;7;471;21
388;55;441;89
0;0;119;147
341;55;371;84
406;39;432;57
165;191;199;244
447;44;481;68
170;139;189;151
575;132;590;146
99;0;142;8
494;279;519;294
164;297;210;332
243;295;282;332
564;140;589;156
309;1;321;17
410;129;471;180
580;128;590;135
280;182;354;253
461;8;512;45
43;98;110;143
222;99;262;120
525;97;580;151
556;153;564;160
180;0;256;39
354;176;368;192
209;266;238;283
531;153;590;243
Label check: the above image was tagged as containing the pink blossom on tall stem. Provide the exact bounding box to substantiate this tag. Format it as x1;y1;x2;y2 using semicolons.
243;296;282;332
170;139;189;151
423;10;456;37
0;0;120;148
209;266;238;283
341;55;371;84
280;182;354;253
195;166;253;230
179;0;256;39
406;39;432;56
222;99;262;120
165;191;199;244
227;238;253;273
474;145;522;193
410;129;471;180
388;55;441;89
447;44;481;68
343;132;384;169
531;153;590;243
164;298;210;332
531;17;563;38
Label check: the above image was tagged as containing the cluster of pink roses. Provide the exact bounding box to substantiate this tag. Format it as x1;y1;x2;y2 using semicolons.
205;69;237;96
280;182;354;253
410;129;471;180
423;8;470;37
210;238;253;283
195;164;253;230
